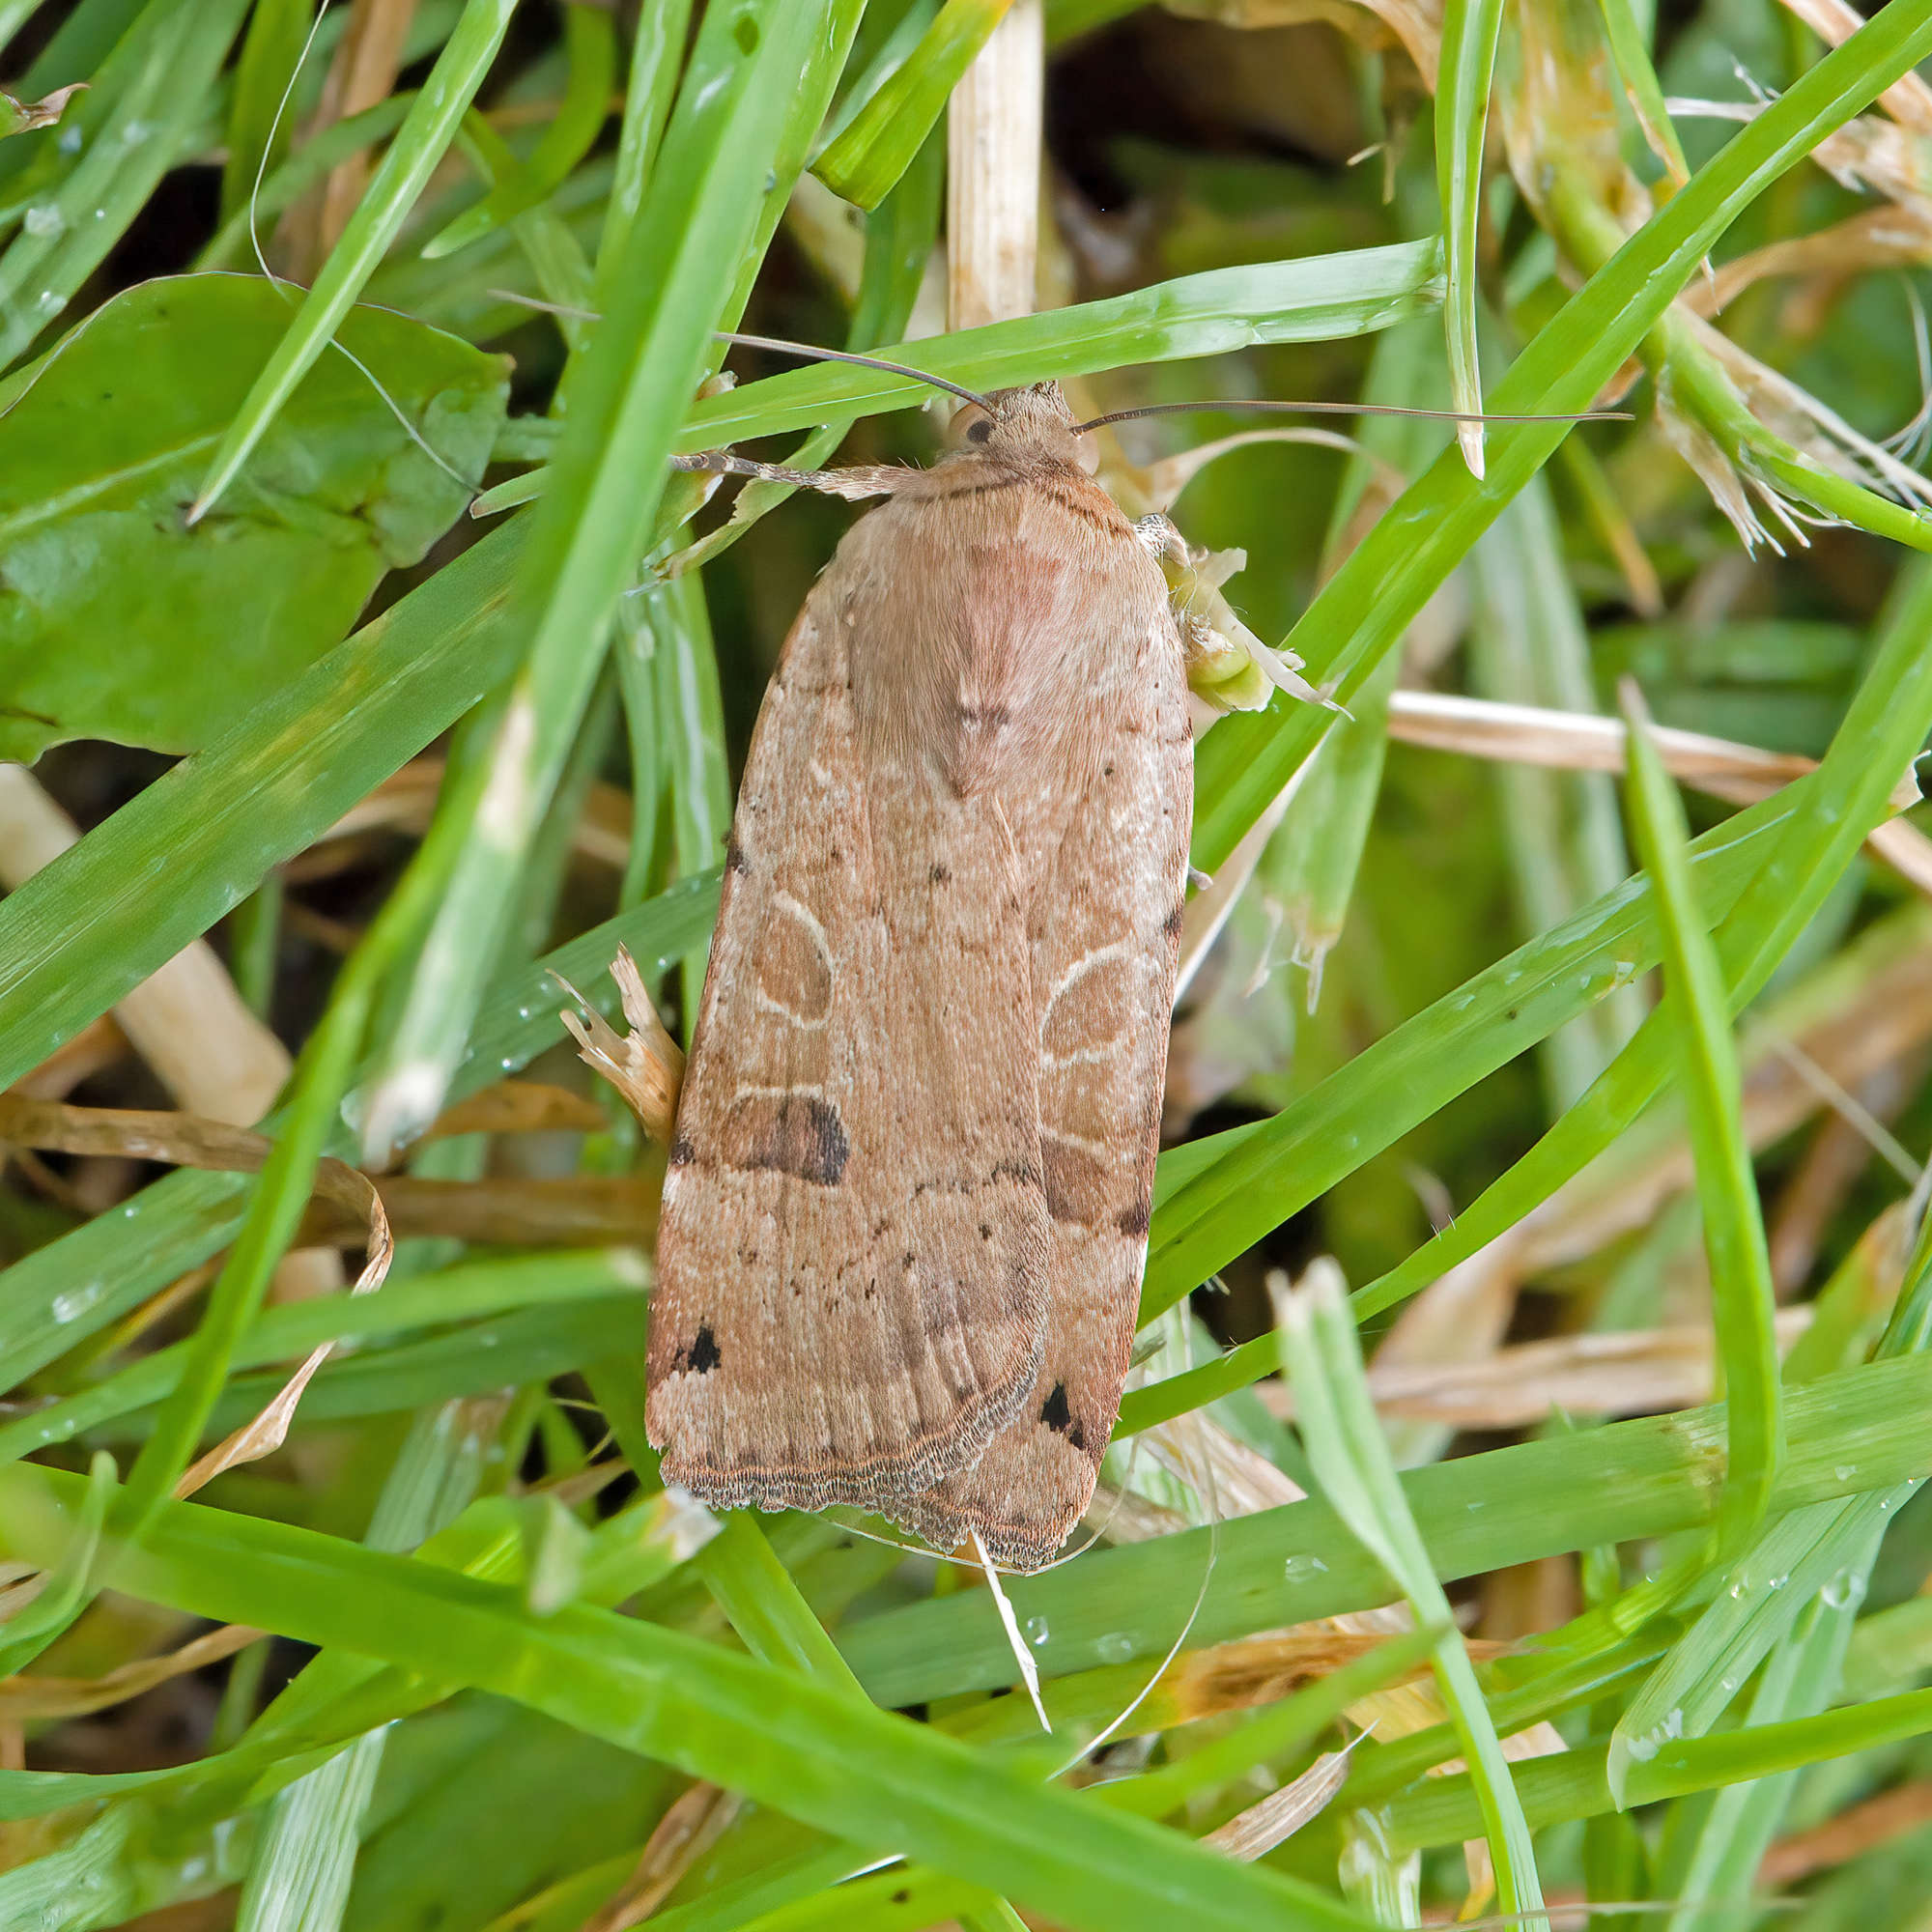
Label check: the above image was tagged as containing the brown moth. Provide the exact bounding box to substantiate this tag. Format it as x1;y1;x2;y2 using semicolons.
645;378;1192;1572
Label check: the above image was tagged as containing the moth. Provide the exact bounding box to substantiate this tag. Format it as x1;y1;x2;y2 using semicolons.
633;342;1620;1573
645;361;1191;1573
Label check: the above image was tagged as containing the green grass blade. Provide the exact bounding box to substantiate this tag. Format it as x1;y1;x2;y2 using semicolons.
0;875;713;1390
1620;695;1784;1553
0;1253;640;1465
121;977;371;1520
846;1350;1932;1706
1468;470;1640;1108
1143;784;1794;1328
356;0;856;1161
814;0;1013;209
1279;1265;1547;1924
0;516;528;1101
234;1400;498;1932
0;0;251;366
219;0;311;224
1593;0;1690;185
1435;0;1504;474
1189;0;1932;876
0;1464;1385;1932
685;242;1443;443
696;1514;868;1693
595;0;696;276
1351;556;1932;1325
187;0;520;518
421;1;616;260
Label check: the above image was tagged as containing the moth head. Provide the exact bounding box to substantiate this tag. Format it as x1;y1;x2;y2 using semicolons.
947;382;1099;474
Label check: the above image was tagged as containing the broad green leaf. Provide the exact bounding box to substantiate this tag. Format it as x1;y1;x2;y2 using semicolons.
0;275;507;759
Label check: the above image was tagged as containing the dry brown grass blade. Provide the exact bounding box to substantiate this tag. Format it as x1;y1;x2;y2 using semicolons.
1682;206;1932;325
0;1094;371;1219
354;1174;658;1248
0;1093;391;1492
1757;1777;1932;1885
1162;0;1443;89
582;1782;743;1932
947;0;1038;331
281;0;421;272
1365;1234;1524;1466
0;1623;262;1721
1258;1309;1814;1429
425;1079;611;1140
316;758;632;874
0;767;290;1126
1772;0;1932;130
1137;1399;1447;1745
1203;1749;1352;1859
1383;690;1926;873
557;950;685;1146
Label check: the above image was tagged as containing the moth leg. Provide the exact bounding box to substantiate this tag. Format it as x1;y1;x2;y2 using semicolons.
669;450;908;502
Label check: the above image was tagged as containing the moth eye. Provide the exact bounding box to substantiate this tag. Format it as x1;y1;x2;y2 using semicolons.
948;404;993;448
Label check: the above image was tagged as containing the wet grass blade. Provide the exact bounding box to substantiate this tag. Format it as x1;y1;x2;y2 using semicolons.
1189;0;1932;877
355;0;857;1162
1594;693;1781;1675
187;0;520;519
814;0;1014;209
1435;0;1504;474
1279;1265;1547;1925
0;1463;1384;1932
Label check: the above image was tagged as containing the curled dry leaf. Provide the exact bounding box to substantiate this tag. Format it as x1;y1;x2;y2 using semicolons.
0;1093;392;1494
175;1167;391;1499
0;82;86;139
557;947;686;1145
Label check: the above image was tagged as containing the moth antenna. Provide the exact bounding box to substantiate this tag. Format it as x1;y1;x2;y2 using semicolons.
668;449;906;501
486;287;602;323
1073;399;1633;432
1054;1440;1221;1776
715;330;998;412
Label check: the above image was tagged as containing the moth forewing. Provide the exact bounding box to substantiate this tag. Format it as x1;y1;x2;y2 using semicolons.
648;383;1191;1568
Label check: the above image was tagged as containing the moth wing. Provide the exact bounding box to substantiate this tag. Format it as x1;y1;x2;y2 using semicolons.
648;582;1049;1513
909;596;1193;1572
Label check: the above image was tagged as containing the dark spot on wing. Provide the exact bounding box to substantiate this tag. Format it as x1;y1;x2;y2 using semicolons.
686;1324;721;1373
668;1135;695;1166
725;836;750;874
725;1093;850;1185
1117;1191;1152;1238
1164;901;1186;940
929;861;952;885
1040;1380;1072;1432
